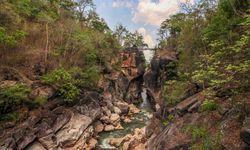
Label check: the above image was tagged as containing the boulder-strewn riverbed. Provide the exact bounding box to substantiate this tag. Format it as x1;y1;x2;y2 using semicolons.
98;88;153;149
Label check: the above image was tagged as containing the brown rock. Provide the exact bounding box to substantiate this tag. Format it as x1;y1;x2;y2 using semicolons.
110;114;120;126
102;106;112;117
134;143;146;150
115;102;130;114
175;92;204;116
29;85;55;100
104;125;115;131
129;104;140;114
124;117;132;123
0;80;17;88
88;138;97;149
114;107;122;114
109;137;124;147
93;121;104;133
123;141;130;150
100;116;110;124
115;123;124;130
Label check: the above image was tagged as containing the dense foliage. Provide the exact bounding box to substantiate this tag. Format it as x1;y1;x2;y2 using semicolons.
0;84;30;113
0;0;124;104
159;0;249;105
0;0;135;119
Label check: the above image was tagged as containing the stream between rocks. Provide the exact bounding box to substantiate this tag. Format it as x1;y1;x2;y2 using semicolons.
98;88;153;149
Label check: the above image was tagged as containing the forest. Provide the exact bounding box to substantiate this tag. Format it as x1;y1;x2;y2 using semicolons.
0;0;249;150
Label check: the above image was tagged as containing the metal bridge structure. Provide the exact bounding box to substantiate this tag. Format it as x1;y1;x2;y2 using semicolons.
122;47;155;52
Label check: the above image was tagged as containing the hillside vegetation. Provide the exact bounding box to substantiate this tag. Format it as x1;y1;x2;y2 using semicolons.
158;0;249;106
0;0;148;119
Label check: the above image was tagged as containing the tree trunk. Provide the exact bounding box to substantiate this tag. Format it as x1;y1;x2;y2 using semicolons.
45;23;49;65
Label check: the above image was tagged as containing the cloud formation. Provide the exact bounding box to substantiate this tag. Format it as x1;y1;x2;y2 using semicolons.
138;27;154;48
133;0;193;26
112;0;135;8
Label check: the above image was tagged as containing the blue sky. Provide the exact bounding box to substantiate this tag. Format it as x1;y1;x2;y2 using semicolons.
93;0;195;48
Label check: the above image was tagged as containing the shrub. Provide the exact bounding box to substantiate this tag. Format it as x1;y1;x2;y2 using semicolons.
163;114;174;126
0;27;26;47
25;96;48;109
70;66;101;88
201;99;217;111
163;80;189;106
191;127;208;140
42;67;80;102
0;112;18;121
185;125;212;150
0;84;31;113
42;66;100;102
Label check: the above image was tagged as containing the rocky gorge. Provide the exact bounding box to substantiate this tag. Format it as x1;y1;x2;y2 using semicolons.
0;47;250;150
0;47;154;150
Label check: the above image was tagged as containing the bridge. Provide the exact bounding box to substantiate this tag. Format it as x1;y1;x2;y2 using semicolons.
122;47;155;52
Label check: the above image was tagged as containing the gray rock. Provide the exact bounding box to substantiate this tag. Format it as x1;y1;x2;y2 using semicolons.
56;113;92;148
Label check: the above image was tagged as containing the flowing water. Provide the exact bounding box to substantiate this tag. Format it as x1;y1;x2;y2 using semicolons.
98;88;153;149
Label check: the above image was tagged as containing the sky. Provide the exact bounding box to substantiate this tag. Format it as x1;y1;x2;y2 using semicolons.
93;0;195;48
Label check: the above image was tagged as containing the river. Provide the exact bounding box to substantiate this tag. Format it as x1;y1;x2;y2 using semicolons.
98;88;153;149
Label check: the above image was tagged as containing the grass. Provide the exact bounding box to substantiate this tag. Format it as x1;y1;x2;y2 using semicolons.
201;100;218;112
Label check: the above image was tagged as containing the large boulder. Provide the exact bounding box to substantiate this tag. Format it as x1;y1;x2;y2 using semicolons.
110;114;120;126
114;106;122;115
114;101;130;114
104;125;115;131
56;113;92;148
93;121;104;133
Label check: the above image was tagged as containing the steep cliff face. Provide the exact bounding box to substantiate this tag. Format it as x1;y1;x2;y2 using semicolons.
143;50;178;112
100;47;146;104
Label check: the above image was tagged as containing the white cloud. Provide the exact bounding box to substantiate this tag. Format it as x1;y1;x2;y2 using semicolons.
137;27;155;48
133;0;194;26
138;27;146;35
112;0;134;8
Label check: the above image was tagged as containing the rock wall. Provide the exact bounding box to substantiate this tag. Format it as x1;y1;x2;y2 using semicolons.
100;47;146;104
